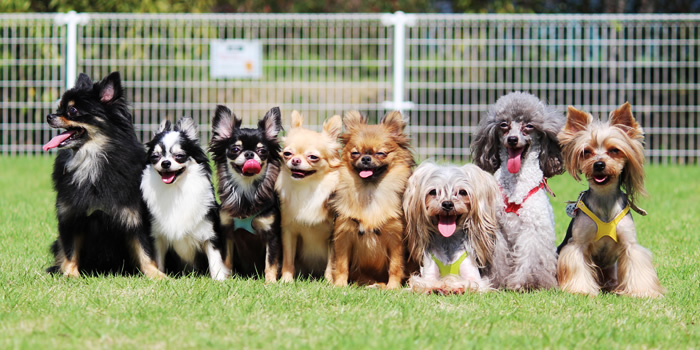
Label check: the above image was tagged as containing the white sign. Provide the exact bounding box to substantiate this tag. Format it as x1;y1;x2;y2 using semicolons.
210;39;263;79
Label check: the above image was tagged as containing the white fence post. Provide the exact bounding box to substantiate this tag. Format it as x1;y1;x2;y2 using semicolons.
55;11;89;90
382;11;415;113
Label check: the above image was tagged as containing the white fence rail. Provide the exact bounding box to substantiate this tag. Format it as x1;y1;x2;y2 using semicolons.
1;12;698;164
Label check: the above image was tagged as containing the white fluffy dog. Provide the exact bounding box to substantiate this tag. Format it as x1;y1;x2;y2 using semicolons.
471;92;565;290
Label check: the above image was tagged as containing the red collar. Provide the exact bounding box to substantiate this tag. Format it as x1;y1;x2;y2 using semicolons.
502;179;551;215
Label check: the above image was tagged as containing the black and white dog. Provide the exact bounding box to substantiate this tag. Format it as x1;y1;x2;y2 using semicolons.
209;106;283;282
141;118;230;280
44;72;163;278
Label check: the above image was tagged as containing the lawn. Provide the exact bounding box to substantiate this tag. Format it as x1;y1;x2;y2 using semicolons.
0;156;698;349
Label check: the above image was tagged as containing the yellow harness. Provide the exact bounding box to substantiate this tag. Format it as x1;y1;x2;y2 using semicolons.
431;251;468;277
576;201;630;242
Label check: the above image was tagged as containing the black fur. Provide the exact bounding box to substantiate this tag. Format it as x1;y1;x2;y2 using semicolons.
46;72;157;276
209;105;283;278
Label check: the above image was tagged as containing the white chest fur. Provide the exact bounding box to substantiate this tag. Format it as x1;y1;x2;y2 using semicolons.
141;163;215;242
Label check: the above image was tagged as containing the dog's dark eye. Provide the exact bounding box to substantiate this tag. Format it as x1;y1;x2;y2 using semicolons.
608;148;620;155
459;189;467;196
428;189;437;196
307;155;319;162
524;124;534;130
351;151;360;158
231;146;241;154
583;149;592;157
67;106;78;116
257;148;268;156
499;122;509;129
150;153;161;164
376;152;387;157
283;151;293;158
174;154;187;163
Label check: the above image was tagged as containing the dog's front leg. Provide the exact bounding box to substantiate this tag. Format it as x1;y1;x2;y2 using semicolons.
324;242;335;283
385;229;405;290
332;218;354;287
204;240;231;281
280;228;297;283
557;243;599;295
129;236;166;280
57;216;86;278
154;235;168;273
615;242;665;298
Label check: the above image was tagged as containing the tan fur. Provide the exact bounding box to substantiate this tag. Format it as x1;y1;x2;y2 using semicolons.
557;103;664;298
331;110;414;289
130;238;167;279
58;236;83;278
276;111;343;282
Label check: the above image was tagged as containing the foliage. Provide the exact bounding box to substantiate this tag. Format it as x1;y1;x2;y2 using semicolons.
0;157;698;348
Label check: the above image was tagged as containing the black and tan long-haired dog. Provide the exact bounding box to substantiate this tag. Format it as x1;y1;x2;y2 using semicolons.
557;103;664;298
331;111;414;289
44;72;163;278
209;106;283;282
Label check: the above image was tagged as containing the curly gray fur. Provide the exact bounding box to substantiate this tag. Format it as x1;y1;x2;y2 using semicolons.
471;91;565;178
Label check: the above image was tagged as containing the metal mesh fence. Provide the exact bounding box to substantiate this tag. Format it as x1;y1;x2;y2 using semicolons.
1;13;698;164
0;14;65;155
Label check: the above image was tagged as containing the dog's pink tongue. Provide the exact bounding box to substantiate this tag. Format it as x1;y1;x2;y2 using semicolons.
507;148;523;174
161;172;176;184
359;170;374;179
438;215;457;237
42;130;76;151
242;159;261;175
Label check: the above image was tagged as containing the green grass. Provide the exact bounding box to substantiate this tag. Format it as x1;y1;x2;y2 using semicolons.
1;156;698;349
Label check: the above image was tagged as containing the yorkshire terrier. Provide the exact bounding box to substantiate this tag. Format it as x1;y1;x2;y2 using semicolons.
404;162;508;294
557;102;664;298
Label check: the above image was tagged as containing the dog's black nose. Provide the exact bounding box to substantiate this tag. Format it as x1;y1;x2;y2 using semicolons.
361;155;372;164
46;114;55;123
441;201;454;211
244;151;255;160
161;160;171;169
507;136;518;146
593;161;606;172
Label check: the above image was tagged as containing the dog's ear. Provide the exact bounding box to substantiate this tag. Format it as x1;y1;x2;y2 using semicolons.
323;115;342;140
212;105;235;141
381;111;407;136
342;110;367;133
98;71;123;104
470;116;501;174
563;106;592;134
539;107;565;178
156;119;171;135
461;164;499;267
175;117;198;141
403;162;433;263
609;102;643;138
290;110;304;129
74;73;93;91
259;107;283;141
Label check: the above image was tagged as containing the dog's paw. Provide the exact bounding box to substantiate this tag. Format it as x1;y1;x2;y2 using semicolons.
280;273;294;283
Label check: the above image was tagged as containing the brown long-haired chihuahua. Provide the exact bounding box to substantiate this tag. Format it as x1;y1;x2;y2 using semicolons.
331;110;414;289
